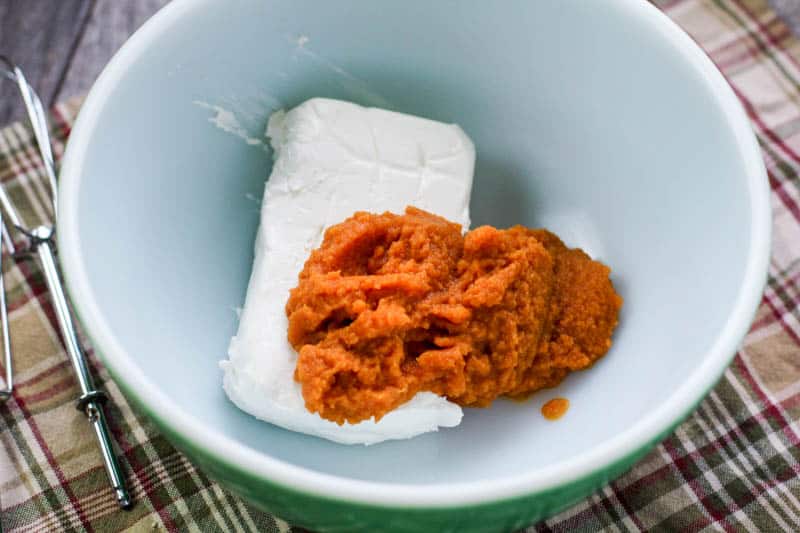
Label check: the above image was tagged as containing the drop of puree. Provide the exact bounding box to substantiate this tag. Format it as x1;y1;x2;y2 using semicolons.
541;398;570;420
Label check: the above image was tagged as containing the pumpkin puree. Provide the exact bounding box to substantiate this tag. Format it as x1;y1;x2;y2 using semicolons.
541;398;570;421
287;207;622;424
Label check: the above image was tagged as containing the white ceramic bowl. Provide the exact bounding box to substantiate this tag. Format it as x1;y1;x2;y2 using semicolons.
58;0;770;531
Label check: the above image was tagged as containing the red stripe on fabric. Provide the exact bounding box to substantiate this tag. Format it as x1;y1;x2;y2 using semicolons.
12;489;119;533
4;463;108;518
2;104;179;533
779;390;800;410
748;305;774;332
0;165;45;185
7;450;193;532
706;18;789;71
72;384;181;530
670;6;800;222
12;254;177;531
9;360;70;390
733;0;800;73
716;8;797;65
556;500;610;532
730;86;800;221
3;442;189;520
691;411;800;497
50;105;72;142
7;283;52;314
715;28;792;71
12;145;46;177
683;515;714;533
676;442;748;525
733;356;800;447
608;479;647;531
660;438;725;530
761;291;800;345
14;259;65;348
12;392;93;531
768;170;800;223
788;266;800;283
111;427;180;532
17;469;159;533
699;407;800;477
663;356;800;529
659;0;687;11
613;462;674;500
714;41;763;72
4;256;96;530
608;408;800;529
18;376;76;405
18;499;120;533
592;491;629;530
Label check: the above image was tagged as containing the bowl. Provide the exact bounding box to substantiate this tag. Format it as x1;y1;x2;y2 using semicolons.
57;0;770;531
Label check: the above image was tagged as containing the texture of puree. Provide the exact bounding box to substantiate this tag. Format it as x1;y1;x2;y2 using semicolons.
286;207;623;424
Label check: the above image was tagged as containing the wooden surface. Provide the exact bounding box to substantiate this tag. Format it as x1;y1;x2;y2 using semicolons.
1;0;800;125
0;0;169;124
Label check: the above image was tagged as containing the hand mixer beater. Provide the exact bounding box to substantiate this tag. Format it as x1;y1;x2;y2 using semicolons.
0;56;131;511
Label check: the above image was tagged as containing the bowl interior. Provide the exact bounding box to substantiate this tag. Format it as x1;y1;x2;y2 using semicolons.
70;0;753;485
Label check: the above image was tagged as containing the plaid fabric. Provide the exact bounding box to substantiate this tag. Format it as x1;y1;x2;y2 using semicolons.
1;0;800;531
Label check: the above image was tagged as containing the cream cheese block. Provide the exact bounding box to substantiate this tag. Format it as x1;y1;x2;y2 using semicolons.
221;98;475;445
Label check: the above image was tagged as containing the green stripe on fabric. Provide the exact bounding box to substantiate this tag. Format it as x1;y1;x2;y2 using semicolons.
702;375;800;527
712;0;800;97
0;351;74;527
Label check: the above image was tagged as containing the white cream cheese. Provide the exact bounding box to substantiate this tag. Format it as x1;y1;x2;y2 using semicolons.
221;98;475;445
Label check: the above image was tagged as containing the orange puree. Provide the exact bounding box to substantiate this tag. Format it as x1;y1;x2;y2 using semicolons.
286;207;622;424
541;398;570;421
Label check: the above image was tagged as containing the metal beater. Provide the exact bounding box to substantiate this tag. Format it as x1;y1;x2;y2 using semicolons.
0;57;132;510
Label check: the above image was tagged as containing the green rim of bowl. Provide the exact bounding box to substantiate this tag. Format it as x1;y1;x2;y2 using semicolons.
90;333;718;531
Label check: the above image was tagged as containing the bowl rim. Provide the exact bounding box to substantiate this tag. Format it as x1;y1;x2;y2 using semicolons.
58;0;771;509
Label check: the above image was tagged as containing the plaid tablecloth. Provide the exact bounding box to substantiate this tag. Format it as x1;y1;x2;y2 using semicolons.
2;0;800;531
